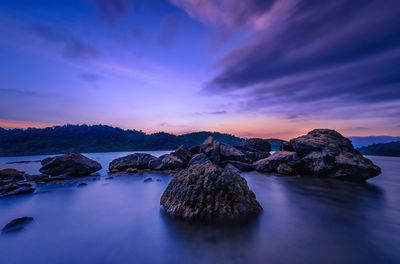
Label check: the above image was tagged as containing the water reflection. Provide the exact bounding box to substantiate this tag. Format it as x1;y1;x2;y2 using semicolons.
0;154;399;263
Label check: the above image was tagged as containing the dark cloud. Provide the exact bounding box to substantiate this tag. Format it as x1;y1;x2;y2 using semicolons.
191;0;400;120
90;0;133;22
32;25;100;60
79;73;101;82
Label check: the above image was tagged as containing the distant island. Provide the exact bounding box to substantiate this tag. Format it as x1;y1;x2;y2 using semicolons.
0;124;285;157
358;141;400;157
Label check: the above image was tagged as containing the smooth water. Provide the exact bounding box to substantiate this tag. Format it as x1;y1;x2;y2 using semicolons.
0;152;399;264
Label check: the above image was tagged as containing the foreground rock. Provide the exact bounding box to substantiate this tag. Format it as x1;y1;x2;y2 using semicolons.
0;169;35;198
274;129;381;181
109;153;156;172
2;216;33;233
39;153;102;177
160;164;262;222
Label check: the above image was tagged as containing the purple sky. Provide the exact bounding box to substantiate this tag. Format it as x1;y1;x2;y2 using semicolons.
0;0;399;139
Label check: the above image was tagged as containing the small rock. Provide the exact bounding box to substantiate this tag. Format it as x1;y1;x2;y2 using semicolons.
2;217;34;233
144;177;153;182
39;153;102;177
105;176;114;180
78;182;87;187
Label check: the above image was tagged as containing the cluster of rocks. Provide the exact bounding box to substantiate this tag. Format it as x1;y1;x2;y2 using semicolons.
108;137;270;174
255;129;381;181
0;169;35;198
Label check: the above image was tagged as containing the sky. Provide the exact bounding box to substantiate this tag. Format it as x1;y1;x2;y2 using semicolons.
0;0;399;139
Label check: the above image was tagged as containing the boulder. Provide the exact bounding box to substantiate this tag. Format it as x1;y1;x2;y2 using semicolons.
0;169;35;198
189;146;201;156
160;163;262;222
148;154;185;170
188;153;212;166
109;153;156;172
244;138;271;152
40;153;102;177
284;129;381;181
200;136;246;164
254;151;301;172
2;216;34;233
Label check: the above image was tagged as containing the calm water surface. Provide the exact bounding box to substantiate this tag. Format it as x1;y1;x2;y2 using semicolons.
0;152;399;264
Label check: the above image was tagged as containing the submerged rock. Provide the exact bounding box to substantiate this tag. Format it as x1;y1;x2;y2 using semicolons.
144;177;153;182
2;216;33;233
0;169;35;198
282;129;381;181
109;153;156;172
160;163;262;222
40;153;102;177
77;182;87;187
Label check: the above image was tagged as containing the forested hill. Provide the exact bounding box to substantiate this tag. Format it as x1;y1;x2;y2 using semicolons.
0;124;284;157
358;141;400;157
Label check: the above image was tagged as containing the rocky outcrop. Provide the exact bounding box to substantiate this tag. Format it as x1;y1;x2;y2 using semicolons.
40;153;102;177
2;216;33;233
277;164;297;175
279;129;381;181
0;169;35;198
109;153;156;172
160;163;262;222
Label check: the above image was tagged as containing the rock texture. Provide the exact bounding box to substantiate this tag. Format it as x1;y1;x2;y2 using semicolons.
279;129;381;181
40;153;102;177
0;169;35;198
244;138;271;153
160;163;262;222
109;153;156;172
188;153;212;166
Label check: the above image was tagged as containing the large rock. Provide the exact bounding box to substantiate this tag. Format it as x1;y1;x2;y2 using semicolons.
160;163;262;222
109;153;156;172
0;169;35;198
254;151;301;172
40;153;102;177
235;146;270;163
282;129;381;181
173;145;192;164
244;138;271;152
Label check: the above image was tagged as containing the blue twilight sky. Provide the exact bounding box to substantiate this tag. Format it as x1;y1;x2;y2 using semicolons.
0;0;399;139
